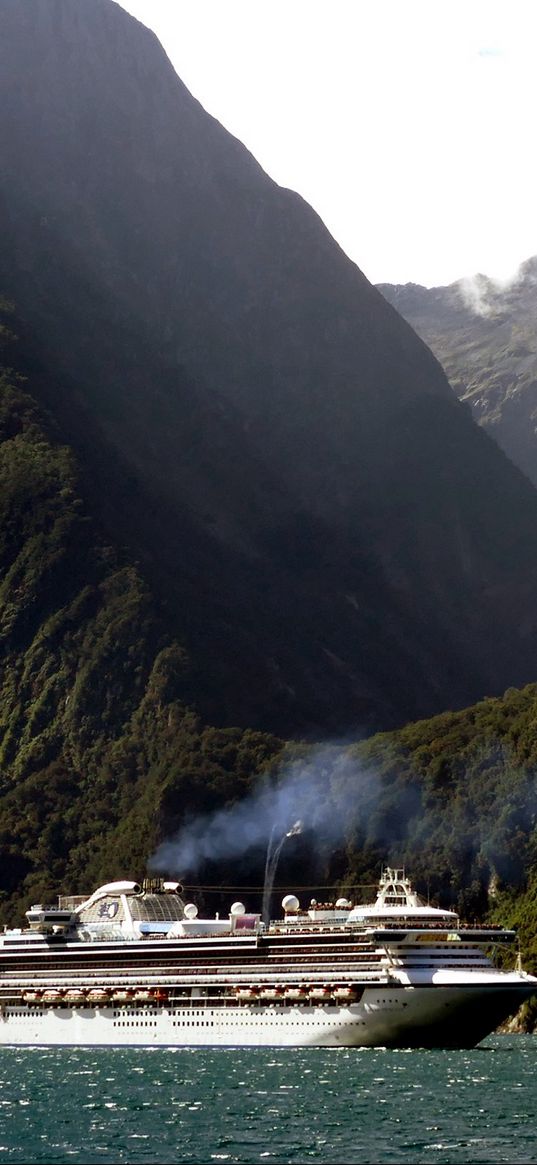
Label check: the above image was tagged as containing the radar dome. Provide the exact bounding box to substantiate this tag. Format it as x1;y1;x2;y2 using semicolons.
230;902;246;916
184;903;198;919
282;894;300;913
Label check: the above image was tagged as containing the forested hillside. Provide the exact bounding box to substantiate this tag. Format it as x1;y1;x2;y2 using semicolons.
1;0;537;1012
2;324;537;991
345;685;537;963
3;0;537;735
0;317;283;918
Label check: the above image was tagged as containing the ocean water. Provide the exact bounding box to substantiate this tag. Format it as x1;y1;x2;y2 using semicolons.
0;1036;535;1165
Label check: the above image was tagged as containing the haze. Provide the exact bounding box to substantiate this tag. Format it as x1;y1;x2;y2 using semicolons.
119;0;537;288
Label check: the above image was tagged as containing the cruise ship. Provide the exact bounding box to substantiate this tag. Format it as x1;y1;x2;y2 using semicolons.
0;868;534;1048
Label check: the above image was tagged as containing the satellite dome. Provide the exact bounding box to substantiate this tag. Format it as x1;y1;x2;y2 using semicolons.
230;902;246;916
282;894;300;913
336;897;351;908
184;903;198;919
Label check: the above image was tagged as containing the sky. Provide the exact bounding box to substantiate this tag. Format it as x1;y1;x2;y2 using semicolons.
118;0;537;289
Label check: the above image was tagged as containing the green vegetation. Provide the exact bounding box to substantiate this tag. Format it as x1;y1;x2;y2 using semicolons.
0;330;283;919
5;0;537;742
342;688;537;962
1;0;537;1038
1;310;537;1030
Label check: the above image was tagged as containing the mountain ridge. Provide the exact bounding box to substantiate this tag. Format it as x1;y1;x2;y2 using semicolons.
378;257;537;488
3;2;537;958
0;328;284;917
2;0;537;739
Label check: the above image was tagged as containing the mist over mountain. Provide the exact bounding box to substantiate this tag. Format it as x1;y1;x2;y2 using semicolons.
378;259;537;488
2;0;537;746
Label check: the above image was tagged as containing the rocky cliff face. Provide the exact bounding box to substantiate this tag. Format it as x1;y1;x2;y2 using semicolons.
378;259;537;488
2;0;537;735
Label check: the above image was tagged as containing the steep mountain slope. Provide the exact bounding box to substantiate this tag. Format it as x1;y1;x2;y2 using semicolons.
2;0;537;735
378;259;537;487
0;337;282;919
2;321;537;959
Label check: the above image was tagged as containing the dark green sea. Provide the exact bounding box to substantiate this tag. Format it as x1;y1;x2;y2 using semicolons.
0;1035;535;1165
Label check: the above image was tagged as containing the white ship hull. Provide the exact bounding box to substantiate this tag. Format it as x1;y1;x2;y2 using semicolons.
0;982;530;1048
2;869;533;1049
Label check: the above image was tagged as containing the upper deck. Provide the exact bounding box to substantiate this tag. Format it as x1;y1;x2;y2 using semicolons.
2;868;516;952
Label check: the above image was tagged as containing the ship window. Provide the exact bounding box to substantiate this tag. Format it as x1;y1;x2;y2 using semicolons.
129;895;185;923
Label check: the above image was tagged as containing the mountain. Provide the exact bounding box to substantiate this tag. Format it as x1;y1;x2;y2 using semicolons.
378;259;537;488
2;0;537;743
0;328;284;917
339;679;537;994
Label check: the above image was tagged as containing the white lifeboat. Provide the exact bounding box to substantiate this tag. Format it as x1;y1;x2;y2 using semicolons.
87;988;110;1005
112;989;132;1004
284;986;308;1002
260;986;284;1002
64;988;86;1006
309;986;333;1003
42;989;63;1004
333;985;360;1003
235;987;259;1002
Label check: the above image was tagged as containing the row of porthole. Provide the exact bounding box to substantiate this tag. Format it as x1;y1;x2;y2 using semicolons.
5;1009;351;1026
171;1016;348;1025
112;1010;161;1018
171;1020;214;1027
114;1021;157;1027
6;1010;44;1018
207;1015;333;1025
168;1018;343;1026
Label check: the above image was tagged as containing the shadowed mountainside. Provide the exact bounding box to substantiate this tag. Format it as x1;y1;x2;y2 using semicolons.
0;345;284;917
1;313;537;975
2;0;537;741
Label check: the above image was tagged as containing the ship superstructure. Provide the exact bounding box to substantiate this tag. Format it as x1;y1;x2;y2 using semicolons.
0;869;534;1048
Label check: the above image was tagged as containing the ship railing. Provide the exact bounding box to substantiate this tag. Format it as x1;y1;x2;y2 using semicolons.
0;963;381;984
0;971;389;991
367;921;507;932
0;967;390;990
269;921;362;933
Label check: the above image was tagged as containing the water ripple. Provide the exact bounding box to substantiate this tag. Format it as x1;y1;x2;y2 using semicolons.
0;1036;534;1163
